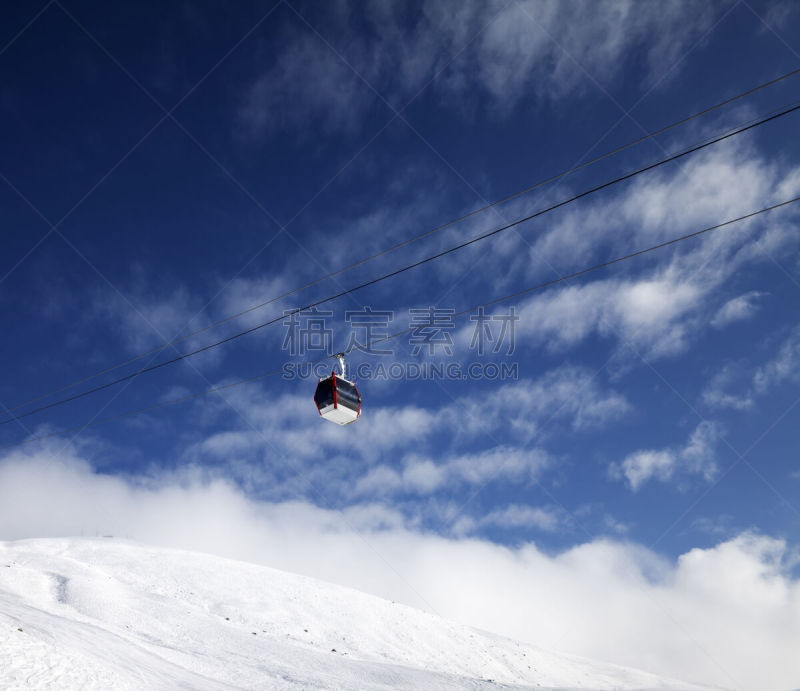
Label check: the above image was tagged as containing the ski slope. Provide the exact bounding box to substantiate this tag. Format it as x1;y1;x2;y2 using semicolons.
0;538;714;690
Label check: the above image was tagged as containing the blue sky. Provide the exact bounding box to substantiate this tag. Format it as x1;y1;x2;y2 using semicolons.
1;1;800;686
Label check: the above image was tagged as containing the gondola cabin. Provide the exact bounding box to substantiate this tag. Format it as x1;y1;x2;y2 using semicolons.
314;355;361;425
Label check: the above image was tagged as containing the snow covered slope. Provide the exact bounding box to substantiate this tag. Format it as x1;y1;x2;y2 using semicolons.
0;538;713;690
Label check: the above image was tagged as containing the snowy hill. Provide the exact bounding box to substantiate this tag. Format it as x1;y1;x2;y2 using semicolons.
0;538;713;690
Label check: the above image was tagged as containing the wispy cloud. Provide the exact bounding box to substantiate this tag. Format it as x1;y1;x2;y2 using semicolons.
239;32;368;138
168;364;629;521
452;142;800;362
352;447;551;498
753;326;800;393
478;504;564;532
610;421;722;491
703;326;800;410
91;273;206;355
236;0;723;137
710;291;766;328
702;362;754;411
188;363;628;457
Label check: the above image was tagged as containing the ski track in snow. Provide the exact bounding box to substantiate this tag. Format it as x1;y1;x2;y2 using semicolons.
0;538;715;690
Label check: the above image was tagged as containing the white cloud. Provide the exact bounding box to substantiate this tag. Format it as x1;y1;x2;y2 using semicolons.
480;504;564;532
690;514;736;538
185;365;629;474
319;138;800;374
92;280;205;355
701;363;753;410
353;465;403;496
158;365;630;528
610;421;721;491
446;447;549;485
239;33;366;137
353;447;551;498
711;291;766;328
753;327;800;393
474;0;718;106
401;457;448;494
513;274;700;359
237;0;722;136
480;142;800;362
761;0;800;32
704;327;800;410
196;430;255;458
212;274;293;331
85;267;296;377
613;449;678;491
451;504;566;538
465;366;631;436
85;269;293;378
680;421;723;481
0;450;798;690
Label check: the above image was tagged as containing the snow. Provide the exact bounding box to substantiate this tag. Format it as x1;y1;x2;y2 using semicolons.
0;538;714;690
